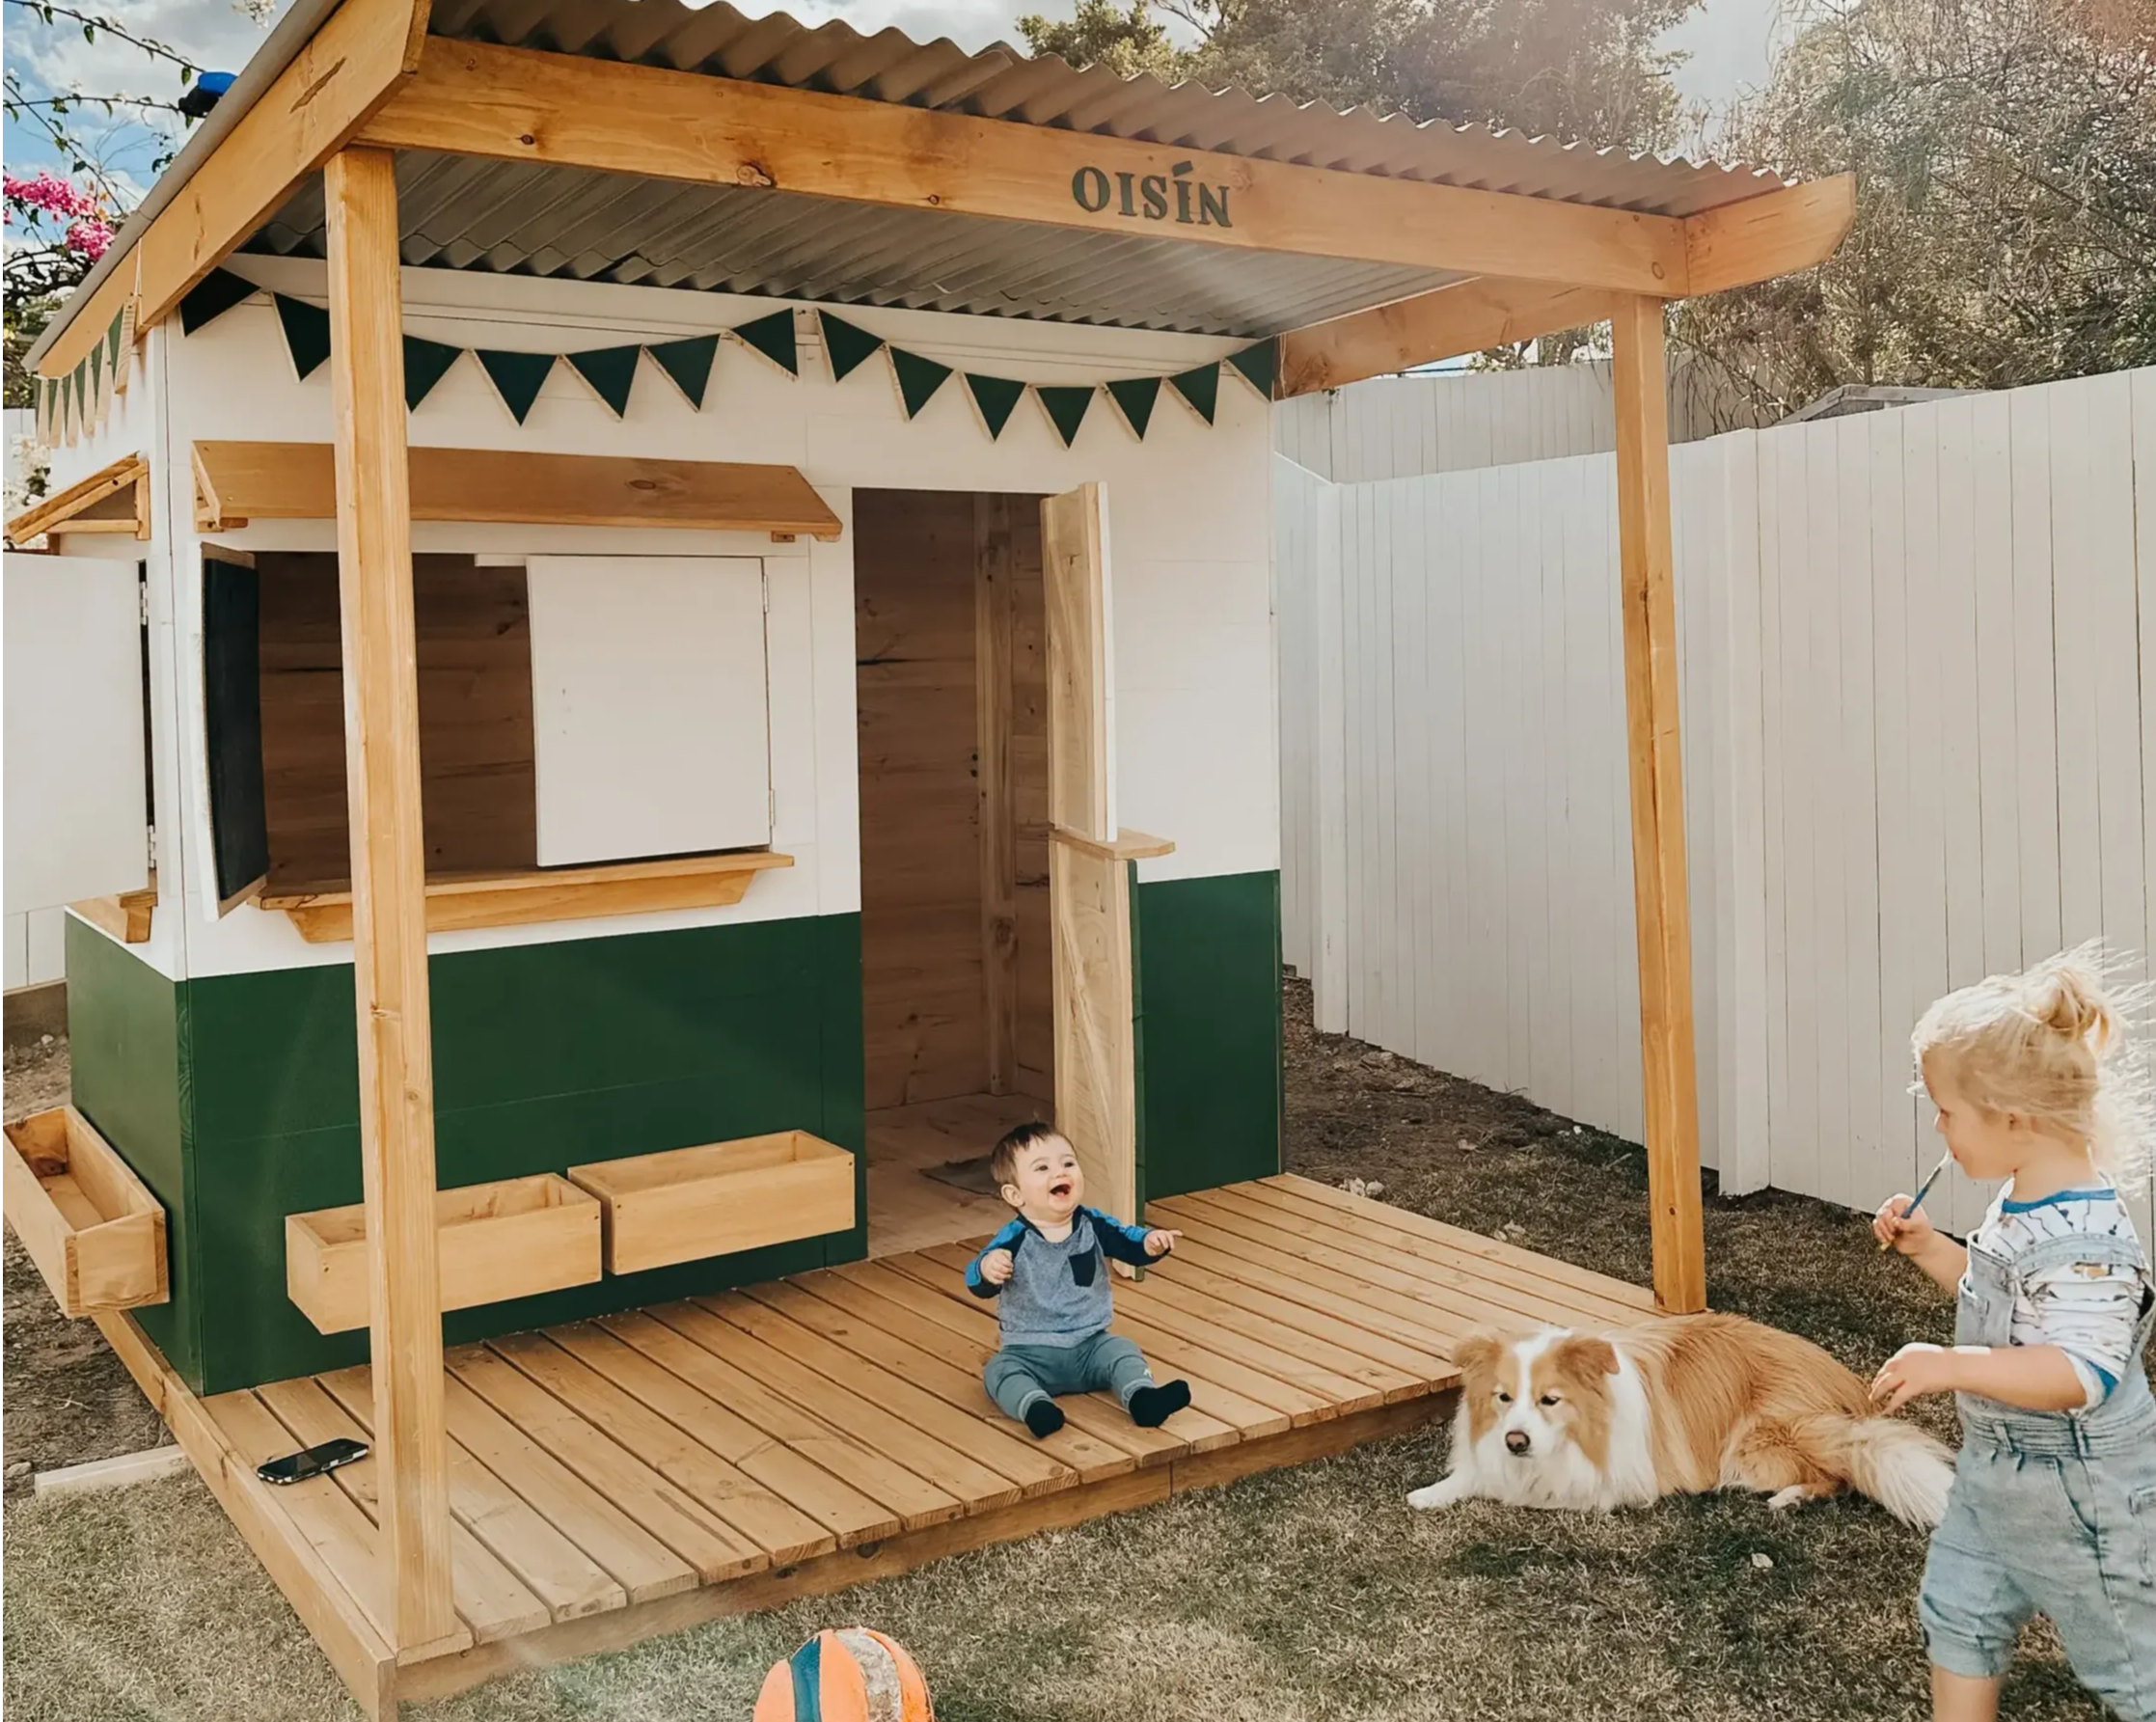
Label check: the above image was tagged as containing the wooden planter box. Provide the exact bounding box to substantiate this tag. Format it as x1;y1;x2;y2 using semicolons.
567;1132;855;1275
2;1107;168;1318
286;1173;601;1334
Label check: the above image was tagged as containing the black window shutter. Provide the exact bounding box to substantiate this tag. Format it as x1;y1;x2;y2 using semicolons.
201;556;269;901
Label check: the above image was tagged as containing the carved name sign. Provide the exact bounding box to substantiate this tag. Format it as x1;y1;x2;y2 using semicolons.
1070;162;1233;229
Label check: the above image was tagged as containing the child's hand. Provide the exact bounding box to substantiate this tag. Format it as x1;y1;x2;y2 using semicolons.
1872;1193;1937;1256
979;1248;1015;1286
1143;1228;1182;1258
1870;1342;1957;1412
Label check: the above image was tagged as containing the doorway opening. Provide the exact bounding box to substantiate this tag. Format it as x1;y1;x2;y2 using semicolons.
855;489;1054;1256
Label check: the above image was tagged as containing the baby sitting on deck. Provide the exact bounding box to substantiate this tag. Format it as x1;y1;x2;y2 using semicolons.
964;1121;1192;1438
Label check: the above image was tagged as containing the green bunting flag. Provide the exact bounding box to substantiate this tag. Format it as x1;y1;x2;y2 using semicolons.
566;345;641;418
965;373;1025;440
646;335;719;409
403;336;463;410
732;310;799;376
1169;362;1219;425
478;350;556;424
178;266;258;335
104;309;125;377
819;311;885;382
1105;375;1161;439
1227;339;1276;398
888;348;953;419
1037;385;1095;448
275;295;332;381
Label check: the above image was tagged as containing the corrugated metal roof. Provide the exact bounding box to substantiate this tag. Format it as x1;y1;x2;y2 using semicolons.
46;0;1804;359
424;0;1788;218
248;152;1462;337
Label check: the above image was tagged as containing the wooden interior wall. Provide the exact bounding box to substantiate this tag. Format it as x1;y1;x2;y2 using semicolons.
856;492;1049;1114
256;552;537;889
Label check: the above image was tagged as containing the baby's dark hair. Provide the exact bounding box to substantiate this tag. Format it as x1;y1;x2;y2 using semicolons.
989;1119;1065;1191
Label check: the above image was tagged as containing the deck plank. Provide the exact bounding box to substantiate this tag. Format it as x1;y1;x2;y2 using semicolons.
1160;1190;1628;1337
317;1367;627;1623
1158;1231;1467;1356
601;1308;962;1531
489;1333;835;1566
1240;1180;1652;1324
436;1375;696;1604
698;1293;1067;1501
258;1378;550;1644
748;1279;1139;1484
1115;1272;1415;1408
1259;1175;1656;1311
822;1260;1200;1462
546;1323;900;1548
1142;1254;1453;1380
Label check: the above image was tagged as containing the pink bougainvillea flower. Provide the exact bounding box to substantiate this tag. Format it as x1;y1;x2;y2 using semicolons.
4;170;100;222
65;217;114;260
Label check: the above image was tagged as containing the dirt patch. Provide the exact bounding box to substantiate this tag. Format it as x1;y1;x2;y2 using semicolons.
2;1040;169;1495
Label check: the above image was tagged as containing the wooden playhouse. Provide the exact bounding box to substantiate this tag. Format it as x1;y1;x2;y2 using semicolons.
3;1;1850;1709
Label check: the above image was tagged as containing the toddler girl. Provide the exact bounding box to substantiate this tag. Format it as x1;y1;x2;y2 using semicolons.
1872;946;2156;1722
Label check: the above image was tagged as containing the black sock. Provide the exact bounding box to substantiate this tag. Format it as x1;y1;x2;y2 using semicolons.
1128;1380;1190;1428
1023;1399;1065;1438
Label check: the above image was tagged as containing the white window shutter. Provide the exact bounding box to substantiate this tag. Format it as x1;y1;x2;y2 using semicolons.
525;556;773;867
5;553;149;915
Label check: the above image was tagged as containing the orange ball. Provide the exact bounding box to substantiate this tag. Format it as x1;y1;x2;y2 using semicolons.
753;1627;934;1722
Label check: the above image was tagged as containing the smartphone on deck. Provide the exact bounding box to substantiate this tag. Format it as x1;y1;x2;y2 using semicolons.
256;1437;368;1486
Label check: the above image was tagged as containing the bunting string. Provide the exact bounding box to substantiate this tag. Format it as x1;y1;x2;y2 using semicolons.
36;265;1276;450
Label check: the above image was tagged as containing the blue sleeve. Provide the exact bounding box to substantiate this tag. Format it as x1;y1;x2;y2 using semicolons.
1086;1208;1158;1267
966;1220;1028;1298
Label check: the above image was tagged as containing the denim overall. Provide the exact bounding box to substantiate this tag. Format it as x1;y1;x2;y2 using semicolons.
1919;1222;2156;1718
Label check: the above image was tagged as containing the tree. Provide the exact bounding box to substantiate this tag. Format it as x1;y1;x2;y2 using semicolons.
2;0;266;407
1018;0;1702;365
1675;0;2156;419
1019;0;1702;151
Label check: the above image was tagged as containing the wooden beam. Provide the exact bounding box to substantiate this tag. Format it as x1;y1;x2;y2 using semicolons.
323;144;458;1649
1608;295;1706;1316
1042;485;1114;843
1277;279;1620;397
1684;177;1856;297
359;38;1693;294
976;495;1019;1097
191;441;843;539
36;0;430;378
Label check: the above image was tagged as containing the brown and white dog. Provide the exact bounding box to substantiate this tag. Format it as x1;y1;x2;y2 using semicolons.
1406;1313;1954;1526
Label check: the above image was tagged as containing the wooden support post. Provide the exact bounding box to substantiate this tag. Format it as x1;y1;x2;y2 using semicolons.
323;145;458;1650
1041;484;1140;1225
1610;294;1706;1315
976;495;1018;1097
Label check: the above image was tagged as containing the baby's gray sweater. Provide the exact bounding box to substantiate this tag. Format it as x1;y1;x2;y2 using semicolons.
963;1207;1157;1347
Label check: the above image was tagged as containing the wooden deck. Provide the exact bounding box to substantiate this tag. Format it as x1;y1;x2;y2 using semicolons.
97;1176;1654;1715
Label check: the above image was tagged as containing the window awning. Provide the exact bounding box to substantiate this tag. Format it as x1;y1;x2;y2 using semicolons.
190;441;842;541
4;453;151;548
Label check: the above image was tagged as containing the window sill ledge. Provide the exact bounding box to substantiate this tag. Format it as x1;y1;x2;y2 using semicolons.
258;852;794;944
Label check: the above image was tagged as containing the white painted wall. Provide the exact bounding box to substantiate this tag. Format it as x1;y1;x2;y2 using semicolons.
45;259;1276;983
1281;369;2156;1244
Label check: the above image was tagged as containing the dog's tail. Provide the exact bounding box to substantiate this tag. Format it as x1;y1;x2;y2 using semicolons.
1828;1415;1956;1528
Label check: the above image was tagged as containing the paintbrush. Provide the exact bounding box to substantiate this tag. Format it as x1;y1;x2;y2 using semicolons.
1878;1150;1952;1251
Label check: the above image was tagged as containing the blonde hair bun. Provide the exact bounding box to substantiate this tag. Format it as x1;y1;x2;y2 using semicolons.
2028;952;2115;1049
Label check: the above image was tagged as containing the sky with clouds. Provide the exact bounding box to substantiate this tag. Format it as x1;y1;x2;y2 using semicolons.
3;0;1791;201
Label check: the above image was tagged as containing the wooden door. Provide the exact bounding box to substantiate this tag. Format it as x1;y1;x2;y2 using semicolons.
1041;484;1141;1224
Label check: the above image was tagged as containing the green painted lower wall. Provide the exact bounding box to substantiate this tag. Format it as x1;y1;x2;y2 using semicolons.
1133;870;1283;1200
69;915;864;1395
59;871;1277;1394
66;916;198;1382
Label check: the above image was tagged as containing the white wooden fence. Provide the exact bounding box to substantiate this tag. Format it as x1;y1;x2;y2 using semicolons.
1278;367;2156;1241
1275;355;1763;483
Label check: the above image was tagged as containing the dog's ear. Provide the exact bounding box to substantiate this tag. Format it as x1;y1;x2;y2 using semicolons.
1454;1332;1506;1383
1553;1334;1621;1379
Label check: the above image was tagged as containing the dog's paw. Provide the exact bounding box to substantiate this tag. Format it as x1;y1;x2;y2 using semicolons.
1406;1479;1465;1512
1765;1485;1813;1513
